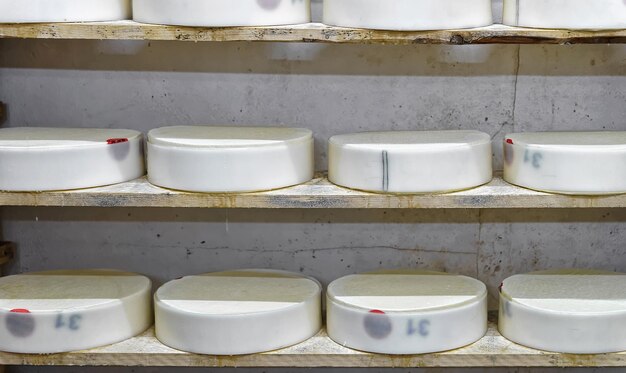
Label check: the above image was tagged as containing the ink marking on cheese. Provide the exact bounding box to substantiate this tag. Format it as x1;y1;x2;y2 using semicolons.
524;150;543;169
382;150;389;192
107;138;129;145
506;139;514;145
6;309;35;338
56;314;82;331
364;310;392;339
407;319;430;337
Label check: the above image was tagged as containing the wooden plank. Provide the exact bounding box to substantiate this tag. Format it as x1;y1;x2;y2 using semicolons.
1;318;625;367
0;174;624;209
0;22;624;44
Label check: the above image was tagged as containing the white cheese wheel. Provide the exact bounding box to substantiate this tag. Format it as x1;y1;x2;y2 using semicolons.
503;0;626;30
328;130;492;193
0;127;145;191
327;270;487;354
0;269;152;354
323;0;493;31
503;132;626;195
499;269;626;353
155;269;322;355
147;126;314;193
0;0;130;23
133;0;310;27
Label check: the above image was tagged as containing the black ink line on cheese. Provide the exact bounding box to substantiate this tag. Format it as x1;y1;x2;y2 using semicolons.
382;151;389;192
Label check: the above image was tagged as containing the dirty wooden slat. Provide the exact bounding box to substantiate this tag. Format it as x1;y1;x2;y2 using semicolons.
0;174;623;209
0;22;624;44
1;318;625;367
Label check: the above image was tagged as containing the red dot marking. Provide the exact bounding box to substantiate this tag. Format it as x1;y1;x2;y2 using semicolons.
505;139;514;145
107;138;129;145
10;309;30;313
369;309;385;314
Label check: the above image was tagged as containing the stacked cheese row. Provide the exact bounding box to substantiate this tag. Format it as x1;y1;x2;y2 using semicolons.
1;0;624;30
0;127;625;195
3;268;626;355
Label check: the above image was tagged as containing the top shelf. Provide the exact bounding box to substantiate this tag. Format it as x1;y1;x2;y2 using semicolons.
0;22;624;44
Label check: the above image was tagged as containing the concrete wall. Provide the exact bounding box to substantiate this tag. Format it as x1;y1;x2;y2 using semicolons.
0;0;625;372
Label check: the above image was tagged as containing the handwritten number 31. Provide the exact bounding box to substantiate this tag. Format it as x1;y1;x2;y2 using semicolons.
56;314;82;330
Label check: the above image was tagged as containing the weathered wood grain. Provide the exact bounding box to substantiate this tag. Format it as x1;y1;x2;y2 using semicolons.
0;174;623;209
1;318;625;367
0;22;624;44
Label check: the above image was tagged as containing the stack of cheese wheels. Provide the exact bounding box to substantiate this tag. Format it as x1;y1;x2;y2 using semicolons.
323;0;493;30
0;0;131;23
503;131;626;195
0;127;145;191
327;270;488;354
147;126;314;193
0;269;152;354
329;130;492;193
155;269;322;355
499;269;626;353
503;0;626;30
134;0;310;27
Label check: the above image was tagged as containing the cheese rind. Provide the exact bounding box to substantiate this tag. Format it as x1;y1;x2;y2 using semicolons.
0;269;152;354
323;0;493;31
499;269;626;353
0;127;145;191
329;130;492;193
327;270;488;354
147;126;314;193
503;0;626;30
0;0;130;23
155;269;322;355
503;131;626;195
133;0;310;27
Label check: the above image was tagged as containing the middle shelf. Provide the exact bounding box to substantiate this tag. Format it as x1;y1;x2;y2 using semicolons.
1;316;625;368
0;173;623;209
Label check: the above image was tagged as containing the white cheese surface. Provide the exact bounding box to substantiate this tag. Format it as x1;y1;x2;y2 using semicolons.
503;0;626;30
155;269;322;355
0;0;131;23
503;131;626;195
0;127;145;191
329;130;492;193
134;0;310;27
324;0;493;31
0;269;152;354
499;269;626;353
147;125;314;193
327;270;487;354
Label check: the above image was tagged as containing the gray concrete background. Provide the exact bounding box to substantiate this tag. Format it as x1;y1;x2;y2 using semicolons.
0;0;625;372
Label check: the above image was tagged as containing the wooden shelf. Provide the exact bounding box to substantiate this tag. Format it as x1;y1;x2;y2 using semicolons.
0;174;624;209
1;22;624;44
1;317;625;367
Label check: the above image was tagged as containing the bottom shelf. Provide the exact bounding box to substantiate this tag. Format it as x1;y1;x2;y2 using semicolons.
1;315;625;367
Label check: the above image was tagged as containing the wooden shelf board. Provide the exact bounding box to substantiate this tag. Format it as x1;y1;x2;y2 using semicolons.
0;22;624;44
1;318;625;367
0;174;623;209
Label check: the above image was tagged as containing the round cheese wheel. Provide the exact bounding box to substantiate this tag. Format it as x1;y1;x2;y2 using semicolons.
155;269;322;355
0;0;130;23
503;132;626;195
0;127;145;191
133;0;310;27
499;269;626;353
0;269;152;354
147;126;314;193
323;0;493;31
327;270;487;354
328;130;492;193
503;0;626;30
